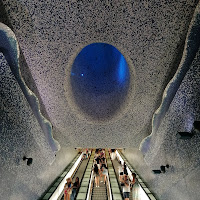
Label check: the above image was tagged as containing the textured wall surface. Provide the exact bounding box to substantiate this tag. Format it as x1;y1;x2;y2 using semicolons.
142;47;200;200
131;46;200;200
1;0;198;148
1;0;200;200
0;52;77;200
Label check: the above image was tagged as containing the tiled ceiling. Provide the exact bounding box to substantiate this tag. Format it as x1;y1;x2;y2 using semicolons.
1;0;198;148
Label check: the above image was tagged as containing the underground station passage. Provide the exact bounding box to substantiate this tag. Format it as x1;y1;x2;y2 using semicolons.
41;149;156;200
1;1;200;200
41;44;155;200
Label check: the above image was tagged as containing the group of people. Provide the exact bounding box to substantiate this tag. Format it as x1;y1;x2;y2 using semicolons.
63;148;137;200
64;177;80;200
118;160;137;200
93;149;108;187
82;148;92;159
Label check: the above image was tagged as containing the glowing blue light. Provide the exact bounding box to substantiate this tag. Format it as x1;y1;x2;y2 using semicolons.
117;54;127;84
81;73;84;76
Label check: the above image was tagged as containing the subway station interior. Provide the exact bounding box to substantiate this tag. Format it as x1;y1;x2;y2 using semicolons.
0;1;200;200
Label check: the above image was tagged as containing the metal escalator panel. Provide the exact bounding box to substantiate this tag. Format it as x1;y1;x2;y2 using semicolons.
106;149;123;200
76;151;95;200
113;150;156;200
60;158;89;200
91;181;107;200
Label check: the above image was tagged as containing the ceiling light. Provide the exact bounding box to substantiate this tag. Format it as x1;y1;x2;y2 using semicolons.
160;165;169;173
23;156;33;166
152;170;162;174
153;164;169;174
160;165;166;173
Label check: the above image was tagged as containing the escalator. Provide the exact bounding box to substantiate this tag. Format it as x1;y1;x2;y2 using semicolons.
91;180;107;200
84;149;111;200
112;150;157;200
58;149;125;200
59;156;90;200
112;158;133;200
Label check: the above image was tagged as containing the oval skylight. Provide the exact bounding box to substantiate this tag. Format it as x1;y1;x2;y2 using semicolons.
70;43;130;121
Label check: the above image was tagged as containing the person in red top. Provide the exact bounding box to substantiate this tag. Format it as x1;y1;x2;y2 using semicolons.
64;177;73;200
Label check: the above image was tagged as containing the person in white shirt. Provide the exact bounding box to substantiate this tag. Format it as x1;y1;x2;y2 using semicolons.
122;174;130;200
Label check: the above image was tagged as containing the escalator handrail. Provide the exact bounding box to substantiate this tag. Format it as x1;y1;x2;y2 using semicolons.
109;151;124;199
86;170;94;200
75;151;95;200
50;152;84;200
73;153;92;200
105;151;113;200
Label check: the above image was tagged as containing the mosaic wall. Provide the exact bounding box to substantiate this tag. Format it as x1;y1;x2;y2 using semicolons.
0;22;60;153
141;46;200;200
0;50;77;199
1;0;198;148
